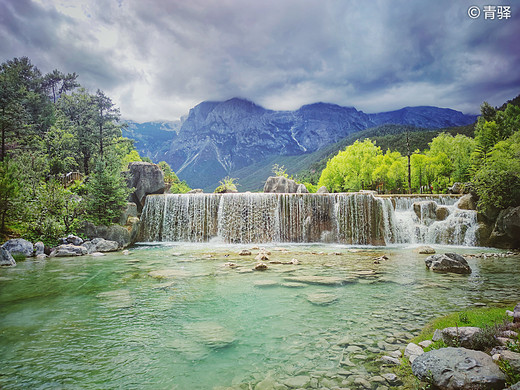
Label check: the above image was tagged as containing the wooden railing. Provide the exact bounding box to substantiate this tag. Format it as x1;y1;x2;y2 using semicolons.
60;171;83;187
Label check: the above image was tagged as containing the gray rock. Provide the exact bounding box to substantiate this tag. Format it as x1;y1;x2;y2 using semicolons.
296;183;309;193
83;238;119;253
425;253;471;274
381;373;399;385
414;245;436;254
184;322;235;349
0;247;16;266
263;176;300;193
506;382;520;390
78;222;130;248
432;329;443;341
411;347;506;390
306;292;337;305
119;202;138;225
283;375;310;388
51;244;88;257
60;234;84;246
457;193;477;210
404;342;424;363
489;206;520;249
419;340;433;349
283;275;349;286
498;350;520;374
413;201;438;222
450;182;463;194
187;189;203;194
126;162;165;212
34;241;45;256
380;355;400;365
441;327;482;348
2;238;34;257
436;206;450;221
317;186;329;193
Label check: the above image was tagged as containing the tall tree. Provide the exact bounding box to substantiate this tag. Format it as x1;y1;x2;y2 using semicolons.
43;69;79;103
92;90;122;157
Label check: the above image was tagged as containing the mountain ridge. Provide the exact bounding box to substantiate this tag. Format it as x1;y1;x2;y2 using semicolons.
163;98;477;189
123;98;477;190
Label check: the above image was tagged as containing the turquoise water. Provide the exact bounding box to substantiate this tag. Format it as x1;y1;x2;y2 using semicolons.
0;244;518;389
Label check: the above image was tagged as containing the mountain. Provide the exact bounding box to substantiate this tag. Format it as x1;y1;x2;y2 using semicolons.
158;98;476;191
122;120;180;162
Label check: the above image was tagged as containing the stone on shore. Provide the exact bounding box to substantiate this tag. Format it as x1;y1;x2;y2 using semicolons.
50;244;88;257
2;238;34;257
404;342;424;363
425;253;471;274
83;238;119;253
412;347;506;390
0;247;16;266
441;326;482;348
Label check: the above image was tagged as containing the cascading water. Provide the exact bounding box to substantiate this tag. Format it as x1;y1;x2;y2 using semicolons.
139;192;479;246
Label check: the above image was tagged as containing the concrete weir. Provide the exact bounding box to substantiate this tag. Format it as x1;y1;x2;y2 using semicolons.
138;192;477;246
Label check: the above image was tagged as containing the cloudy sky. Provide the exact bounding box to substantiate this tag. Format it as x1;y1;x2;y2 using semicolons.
1;0;519;122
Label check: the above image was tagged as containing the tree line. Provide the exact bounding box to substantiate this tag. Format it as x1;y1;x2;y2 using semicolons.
0;57;188;244
317;100;520;212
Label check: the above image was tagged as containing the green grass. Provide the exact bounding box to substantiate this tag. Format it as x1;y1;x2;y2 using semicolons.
411;306;513;344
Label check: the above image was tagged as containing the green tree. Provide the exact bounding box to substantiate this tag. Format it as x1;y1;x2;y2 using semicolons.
318;139;381;192
85;156;132;226
42;69;78;104
92;89;123;157
158;161;191;193
24;179;84;244
0;159;20;234
372;150;406;193
473;130;520;210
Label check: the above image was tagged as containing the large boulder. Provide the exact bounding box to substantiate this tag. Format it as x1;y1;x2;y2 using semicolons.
457;193;478;211
488;206;520;249
0;247;16;266
425;253;471;274
263;176;300;193
126;162;165;212
78;222;131;248
119;202;138;225
50;244;88;257
412;347;506;390
83;238;119;254
317;186;329;194
59;234;84;246
449;182;463;194
413;201;438;221
296;183;309;193
1;238;34;257
441;327;482;348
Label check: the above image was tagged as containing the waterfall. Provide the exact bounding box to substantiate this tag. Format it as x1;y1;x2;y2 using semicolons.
139;193;479;246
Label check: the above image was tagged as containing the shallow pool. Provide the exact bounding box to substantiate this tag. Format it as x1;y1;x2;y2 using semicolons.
0;244;518;389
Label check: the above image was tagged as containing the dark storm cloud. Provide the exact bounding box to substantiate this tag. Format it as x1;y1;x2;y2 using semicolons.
1;0;518;121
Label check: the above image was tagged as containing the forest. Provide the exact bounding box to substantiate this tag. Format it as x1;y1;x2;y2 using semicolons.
0;57;186;244
315;100;520;211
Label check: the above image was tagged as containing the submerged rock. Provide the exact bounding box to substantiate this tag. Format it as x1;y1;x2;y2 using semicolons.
414;246;436;254
148;269;191;279
412;347;506;390
185;322;235;349
306;292;338;305
425;253;471;274
283;275;349;286
238;249;251;256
